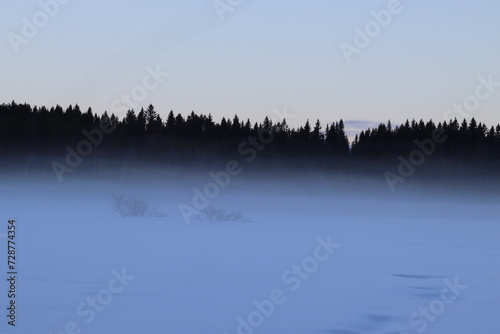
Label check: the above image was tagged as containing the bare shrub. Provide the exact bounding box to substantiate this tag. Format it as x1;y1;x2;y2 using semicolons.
198;206;248;222
112;194;167;217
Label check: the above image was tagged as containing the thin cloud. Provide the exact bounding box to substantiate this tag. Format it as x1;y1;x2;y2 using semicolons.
343;120;382;137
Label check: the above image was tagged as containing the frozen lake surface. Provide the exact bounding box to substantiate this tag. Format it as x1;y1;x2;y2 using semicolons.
0;174;499;333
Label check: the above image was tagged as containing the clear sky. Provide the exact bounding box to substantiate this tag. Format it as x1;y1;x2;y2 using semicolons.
1;0;500;135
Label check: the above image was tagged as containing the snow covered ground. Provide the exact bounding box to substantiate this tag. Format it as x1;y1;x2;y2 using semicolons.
0;171;499;333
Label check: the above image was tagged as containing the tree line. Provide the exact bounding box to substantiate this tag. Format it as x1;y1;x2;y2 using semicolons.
1;101;500;171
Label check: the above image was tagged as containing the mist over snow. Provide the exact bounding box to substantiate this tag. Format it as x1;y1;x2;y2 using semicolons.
0;166;499;333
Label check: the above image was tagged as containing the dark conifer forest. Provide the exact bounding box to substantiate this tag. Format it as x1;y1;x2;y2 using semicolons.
1;101;499;184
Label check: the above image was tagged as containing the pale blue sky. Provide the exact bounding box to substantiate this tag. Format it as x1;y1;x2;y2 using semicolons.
1;0;500;133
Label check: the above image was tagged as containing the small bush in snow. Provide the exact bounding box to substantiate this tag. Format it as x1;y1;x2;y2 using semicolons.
198;206;248;222
112;194;167;218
